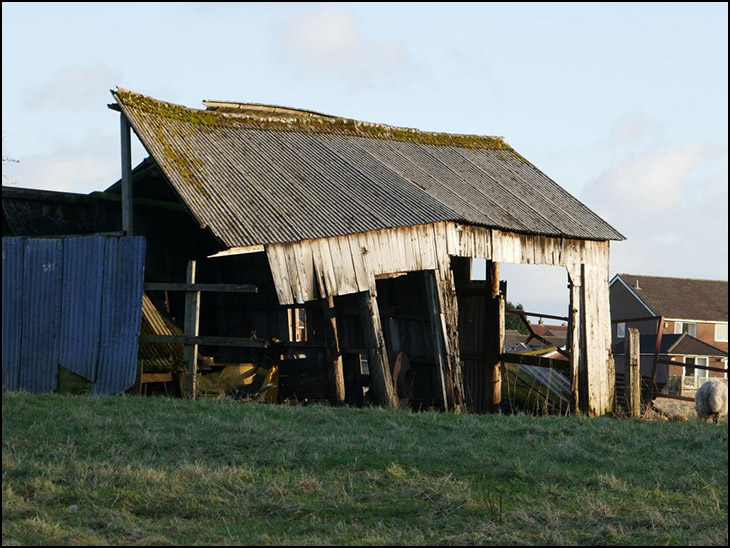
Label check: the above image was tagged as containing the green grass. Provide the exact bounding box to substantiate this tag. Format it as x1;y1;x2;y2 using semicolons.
2;393;727;546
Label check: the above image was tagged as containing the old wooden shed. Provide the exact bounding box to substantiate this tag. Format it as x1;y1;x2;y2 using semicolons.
109;88;624;416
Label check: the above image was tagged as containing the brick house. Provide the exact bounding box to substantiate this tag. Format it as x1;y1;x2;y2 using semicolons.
610;274;728;394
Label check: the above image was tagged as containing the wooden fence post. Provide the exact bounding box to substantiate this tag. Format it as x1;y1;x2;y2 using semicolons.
626;327;641;417
183;260;201;400
323;295;345;405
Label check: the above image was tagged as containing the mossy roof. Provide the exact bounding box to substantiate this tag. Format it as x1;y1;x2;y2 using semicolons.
113;88;624;247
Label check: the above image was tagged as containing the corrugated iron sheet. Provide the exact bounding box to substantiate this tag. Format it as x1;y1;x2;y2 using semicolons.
114;89;624;248
1;235;146;395
59;236;105;382
2;238;24;392
20;238;63;393
92;237;146;396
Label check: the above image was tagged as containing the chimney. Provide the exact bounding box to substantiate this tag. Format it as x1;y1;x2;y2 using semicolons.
635;279;641;290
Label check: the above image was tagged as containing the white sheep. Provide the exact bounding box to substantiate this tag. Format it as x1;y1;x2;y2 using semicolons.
694;378;728;423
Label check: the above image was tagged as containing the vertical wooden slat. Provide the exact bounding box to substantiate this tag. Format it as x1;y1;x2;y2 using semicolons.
183;260;201;400
425;270;450;410
626;327;641;418
359;289;397;408
426;268;465;412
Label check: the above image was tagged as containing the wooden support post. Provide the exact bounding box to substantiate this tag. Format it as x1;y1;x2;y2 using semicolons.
568;270;583;414
626;327;641;418
359;289;397;408
578;265;589;415
485;261;503;413
183;260;201;400
120;114;133;236
322;295;345;405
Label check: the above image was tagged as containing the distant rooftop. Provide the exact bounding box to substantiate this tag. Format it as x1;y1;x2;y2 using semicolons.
613;274;728;322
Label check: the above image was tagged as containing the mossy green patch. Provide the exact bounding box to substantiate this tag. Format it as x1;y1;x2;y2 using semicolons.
114;88;521;155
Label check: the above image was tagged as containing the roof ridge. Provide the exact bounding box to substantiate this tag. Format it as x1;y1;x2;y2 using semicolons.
619;273;728;283
113;87;516;152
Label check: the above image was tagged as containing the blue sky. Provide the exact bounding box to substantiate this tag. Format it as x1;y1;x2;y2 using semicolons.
2;2;727;316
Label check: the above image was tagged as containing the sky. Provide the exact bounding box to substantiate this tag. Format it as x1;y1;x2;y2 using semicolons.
2;2;728;317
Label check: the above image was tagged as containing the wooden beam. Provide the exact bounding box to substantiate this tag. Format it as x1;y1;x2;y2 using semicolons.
120;113;133;235
358;289;397;408
143;283;258;293
207;245;265;258
625;328;641;418
139;334;267;348
323;296;345;405
500;353;571;375
183;260;201;400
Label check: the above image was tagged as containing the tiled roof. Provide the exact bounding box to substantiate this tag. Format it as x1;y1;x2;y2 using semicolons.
113;88;624;248
612;333;728;357
615;274;728;322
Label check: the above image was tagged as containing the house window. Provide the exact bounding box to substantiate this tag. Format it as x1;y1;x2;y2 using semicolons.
674;322;697;337
616;322;626;338
715;323;728;343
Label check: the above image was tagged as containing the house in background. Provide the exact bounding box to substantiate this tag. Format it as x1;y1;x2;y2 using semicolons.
610;273;728;395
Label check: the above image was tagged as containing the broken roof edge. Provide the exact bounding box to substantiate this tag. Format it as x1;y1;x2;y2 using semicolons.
112;87;519;153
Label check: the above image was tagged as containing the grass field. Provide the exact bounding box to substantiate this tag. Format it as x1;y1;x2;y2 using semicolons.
2;393;727;545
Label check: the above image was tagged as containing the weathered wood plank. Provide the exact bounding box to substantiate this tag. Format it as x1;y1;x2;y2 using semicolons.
265;244;295;305
359;289;398;408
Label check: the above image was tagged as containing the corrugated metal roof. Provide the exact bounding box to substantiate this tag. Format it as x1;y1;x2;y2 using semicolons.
1;235;145;395
113;88;624;247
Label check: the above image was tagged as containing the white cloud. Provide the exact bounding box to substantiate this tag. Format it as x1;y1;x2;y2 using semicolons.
583;143;728;280
275;7;420;91
25;64;123;110
604;112;663;144
584;143;715;211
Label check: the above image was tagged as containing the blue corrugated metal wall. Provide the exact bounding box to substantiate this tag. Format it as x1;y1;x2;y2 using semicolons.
1;235;146;395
